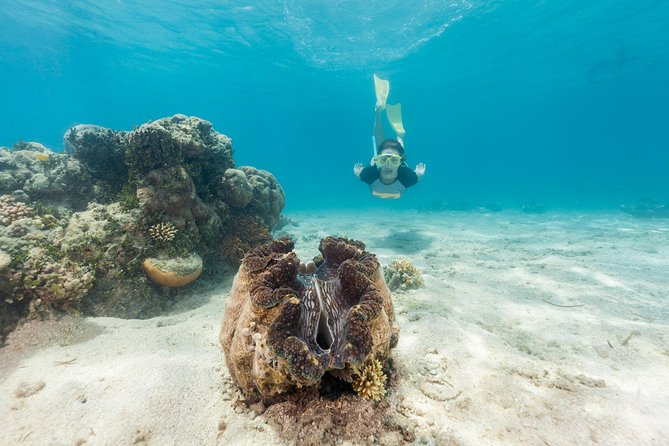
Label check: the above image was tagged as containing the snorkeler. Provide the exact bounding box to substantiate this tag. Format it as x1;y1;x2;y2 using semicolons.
354;74;426;199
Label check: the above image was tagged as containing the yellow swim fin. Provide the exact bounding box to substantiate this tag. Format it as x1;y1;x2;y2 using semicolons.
385;103;405;137
373;73;389;109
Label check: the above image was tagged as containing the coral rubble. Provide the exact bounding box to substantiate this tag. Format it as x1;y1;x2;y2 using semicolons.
220;237;399;402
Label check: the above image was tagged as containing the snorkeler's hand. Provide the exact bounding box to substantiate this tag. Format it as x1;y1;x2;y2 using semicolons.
415;163;426;178
354;163;364;177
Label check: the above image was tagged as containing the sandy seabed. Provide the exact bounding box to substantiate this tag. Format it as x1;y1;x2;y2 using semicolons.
1;210;668;446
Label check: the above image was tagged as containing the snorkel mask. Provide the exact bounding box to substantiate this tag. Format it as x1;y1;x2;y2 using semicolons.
375;153;402;169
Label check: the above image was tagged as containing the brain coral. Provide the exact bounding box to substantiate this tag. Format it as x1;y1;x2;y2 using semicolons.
220;237;399;401
237;166;285;228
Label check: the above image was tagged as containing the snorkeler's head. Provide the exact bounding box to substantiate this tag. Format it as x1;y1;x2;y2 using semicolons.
375;139;405;173
377;139;405;160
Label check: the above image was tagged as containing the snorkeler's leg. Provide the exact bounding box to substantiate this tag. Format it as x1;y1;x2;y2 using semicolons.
374;106;386;152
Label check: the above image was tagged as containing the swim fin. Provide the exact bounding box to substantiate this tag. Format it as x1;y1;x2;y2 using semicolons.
385;103;405;137
373;73;389;109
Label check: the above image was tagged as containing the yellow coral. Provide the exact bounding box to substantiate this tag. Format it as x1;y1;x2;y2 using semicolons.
352;359;386;401
385;257;424;291
148;222;178;242
391;258;422;278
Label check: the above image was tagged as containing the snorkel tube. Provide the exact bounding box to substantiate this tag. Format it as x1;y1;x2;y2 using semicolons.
371;135;378;165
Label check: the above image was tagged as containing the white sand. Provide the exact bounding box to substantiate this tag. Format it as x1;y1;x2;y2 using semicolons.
1;210;668;445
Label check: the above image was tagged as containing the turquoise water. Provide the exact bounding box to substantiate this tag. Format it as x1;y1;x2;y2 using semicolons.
1;0;668;210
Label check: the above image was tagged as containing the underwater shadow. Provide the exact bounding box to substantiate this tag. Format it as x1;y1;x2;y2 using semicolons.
368;229;435;254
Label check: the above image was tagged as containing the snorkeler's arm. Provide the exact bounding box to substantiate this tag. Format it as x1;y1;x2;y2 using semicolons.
359;165;379;185
397;166;419;188
415;162;426;180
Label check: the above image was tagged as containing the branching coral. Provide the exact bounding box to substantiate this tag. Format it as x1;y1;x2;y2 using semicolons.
383;257;425;292
148;222;178;242
351;359;387;401
0;195;33;225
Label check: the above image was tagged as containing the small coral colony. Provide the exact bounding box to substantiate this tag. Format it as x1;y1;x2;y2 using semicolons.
0;114;424;402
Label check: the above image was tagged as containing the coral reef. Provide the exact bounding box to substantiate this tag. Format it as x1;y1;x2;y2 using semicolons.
127;115;282;261
10;255;95;316
57;202;168;318
137;166;220;229
220;237;399;402
1;114;286;342
0;142;96;210
220;168;253;208
126;114;232;192
64;124;128;194
384;257;425;292
236;166;285;228
0;199;93;342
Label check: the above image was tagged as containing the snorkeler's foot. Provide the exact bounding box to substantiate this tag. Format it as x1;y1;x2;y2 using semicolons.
373;74;389;109
386;103;405;137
